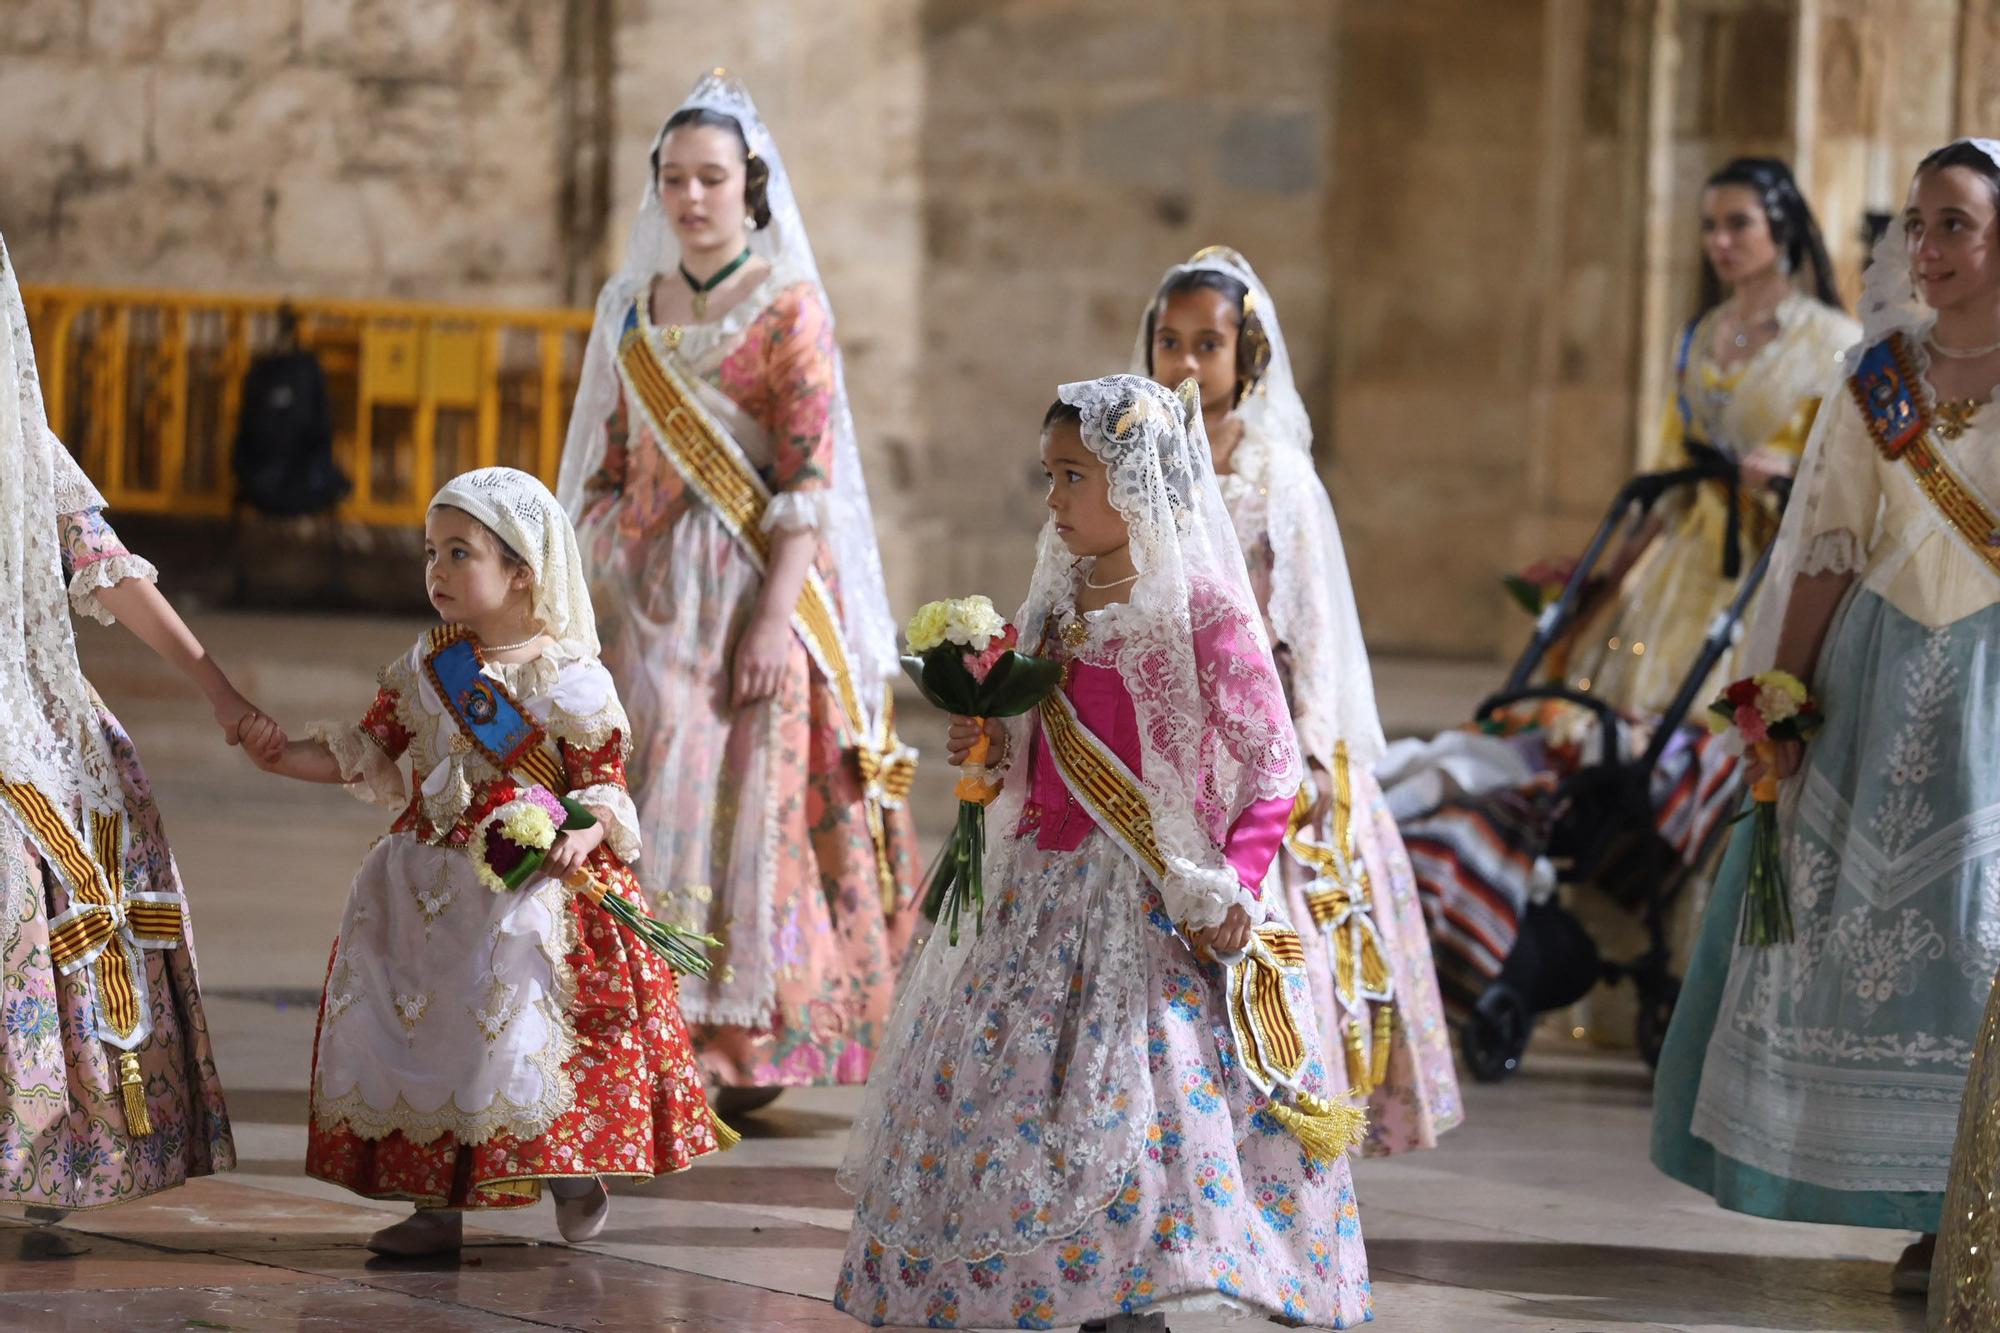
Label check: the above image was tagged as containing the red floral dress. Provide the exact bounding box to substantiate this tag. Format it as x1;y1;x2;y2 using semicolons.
303;639;721;1209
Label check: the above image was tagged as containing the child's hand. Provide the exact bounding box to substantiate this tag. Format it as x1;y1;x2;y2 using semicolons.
542;823;607;884
239;713;289;767
1189;904;1253;957
238;715;288;772
946;716;1006;767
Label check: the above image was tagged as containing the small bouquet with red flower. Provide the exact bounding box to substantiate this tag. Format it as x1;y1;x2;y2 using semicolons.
1501;557;1582;616
902;595;1064;944
1707;670;1823;946
476;785;719;976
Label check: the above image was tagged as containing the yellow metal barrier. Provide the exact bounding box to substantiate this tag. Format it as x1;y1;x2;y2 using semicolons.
19;284;594;525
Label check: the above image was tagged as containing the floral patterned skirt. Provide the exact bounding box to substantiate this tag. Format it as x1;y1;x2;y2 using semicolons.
305;859;721;1209
835;835;1372;1329
1675;591;2000;1224
585;504;916;1088
0;703;233;1209
1279;767;1461;1156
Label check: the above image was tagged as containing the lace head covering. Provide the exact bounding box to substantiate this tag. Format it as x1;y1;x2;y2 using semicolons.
1741;137;2000;677
0;231;122;829
1002;373;1301;929
554;69;899;702
1132;247;1386;766
1132;244;1312;454
430;467;598;656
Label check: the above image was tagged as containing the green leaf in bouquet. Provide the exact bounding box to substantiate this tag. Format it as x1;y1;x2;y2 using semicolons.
920;644;981;711
976;651;1065;717
557;793;599;831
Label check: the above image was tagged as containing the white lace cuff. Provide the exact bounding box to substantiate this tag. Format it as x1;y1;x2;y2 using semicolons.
1797;529;1866;578
570;783;641;864
761;488;833;534
307;721;407;807
1162;856;1254;933
67;554;159;626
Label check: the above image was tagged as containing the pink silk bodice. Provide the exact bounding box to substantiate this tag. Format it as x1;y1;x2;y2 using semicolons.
1016;657;1289;896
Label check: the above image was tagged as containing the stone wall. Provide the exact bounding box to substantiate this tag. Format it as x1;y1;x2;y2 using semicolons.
907;0;1338;618
0;0;579;305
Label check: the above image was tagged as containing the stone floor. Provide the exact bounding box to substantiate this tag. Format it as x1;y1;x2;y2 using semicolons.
2;612;1929;1331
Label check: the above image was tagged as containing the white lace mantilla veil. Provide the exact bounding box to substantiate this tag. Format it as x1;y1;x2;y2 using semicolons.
1738;137;2000;685
1131;246;1386;767
553;70;899;713
0;231;125;836
431;467;599;657
837;374;1302;1248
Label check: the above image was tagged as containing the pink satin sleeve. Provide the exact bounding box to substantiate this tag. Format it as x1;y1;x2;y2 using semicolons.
1222;793;1292;899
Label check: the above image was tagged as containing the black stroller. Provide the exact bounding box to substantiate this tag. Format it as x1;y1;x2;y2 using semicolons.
1449;455;1790;1082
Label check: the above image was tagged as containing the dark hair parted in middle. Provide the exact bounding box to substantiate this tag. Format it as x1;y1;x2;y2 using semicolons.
653;106;773;231
1143;269;1274;407
1700;157;1842;312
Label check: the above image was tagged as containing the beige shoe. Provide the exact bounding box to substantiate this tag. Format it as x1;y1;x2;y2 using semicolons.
1892;1233;1936;1295
551;1176;610;1243
365;1209;463;1258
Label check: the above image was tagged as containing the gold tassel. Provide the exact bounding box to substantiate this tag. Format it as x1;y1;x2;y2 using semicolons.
708;1103;742;1151
1371;1005;1395;1088
118;1050;153;1137
1342;1018;1370;1094
1269;1089;1367;1164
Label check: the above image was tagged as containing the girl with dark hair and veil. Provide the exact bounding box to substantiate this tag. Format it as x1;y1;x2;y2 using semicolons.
1135;247;1460;1157
1565;158;1858;714
836;376;1370;1332
1654;139;2000;1303
556;72;916;1109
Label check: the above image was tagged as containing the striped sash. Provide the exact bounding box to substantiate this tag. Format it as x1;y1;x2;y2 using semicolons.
1284;742;1396;1095
615;307;912;903
1851;333;2000;589
1036;689;1312;1096
1;777;186;1135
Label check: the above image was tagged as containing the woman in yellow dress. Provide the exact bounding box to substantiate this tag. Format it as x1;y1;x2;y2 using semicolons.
1568;158;1857;717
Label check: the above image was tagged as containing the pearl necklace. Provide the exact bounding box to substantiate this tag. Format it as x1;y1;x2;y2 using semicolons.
482;632;545;655
1082;570;1140;590
1927;334;2000;360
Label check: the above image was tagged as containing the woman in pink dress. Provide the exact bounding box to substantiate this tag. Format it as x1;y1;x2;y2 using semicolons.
556;72;915;1109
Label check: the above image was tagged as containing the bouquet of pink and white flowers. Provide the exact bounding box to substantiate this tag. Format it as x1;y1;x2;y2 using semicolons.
475;784;718;976
1707;670;1824;946
902;595;1063;944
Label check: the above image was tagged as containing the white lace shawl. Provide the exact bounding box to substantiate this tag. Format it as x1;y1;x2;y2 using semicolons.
431;467;599;657
0;231;123;827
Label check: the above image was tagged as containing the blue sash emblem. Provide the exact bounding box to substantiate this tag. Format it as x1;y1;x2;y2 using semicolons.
424;632;544;770
1850;336;1924;457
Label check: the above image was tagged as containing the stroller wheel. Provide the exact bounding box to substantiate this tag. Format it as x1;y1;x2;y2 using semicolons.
1635;974;1683;1070
1461;983;1531;1083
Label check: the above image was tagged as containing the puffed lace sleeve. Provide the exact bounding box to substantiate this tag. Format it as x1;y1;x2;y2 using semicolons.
57;505;158;626
1789;388;1879;579
544;658;641;864
308;656;414;808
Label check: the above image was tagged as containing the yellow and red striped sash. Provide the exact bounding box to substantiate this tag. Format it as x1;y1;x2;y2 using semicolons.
616;313;912;903
615;314;868;739
0;779;184;1136
1283;743;1396;1094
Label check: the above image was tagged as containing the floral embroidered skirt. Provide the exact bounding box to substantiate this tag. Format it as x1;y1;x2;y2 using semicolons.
834;834;1372;1329
306;854;720;1209
1279;766;1461;1157
0;703;233;1209
585;505;916;1088
1655;591;2000;1228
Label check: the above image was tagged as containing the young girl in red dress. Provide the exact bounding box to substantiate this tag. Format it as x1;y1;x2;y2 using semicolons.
245;466;725;1256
